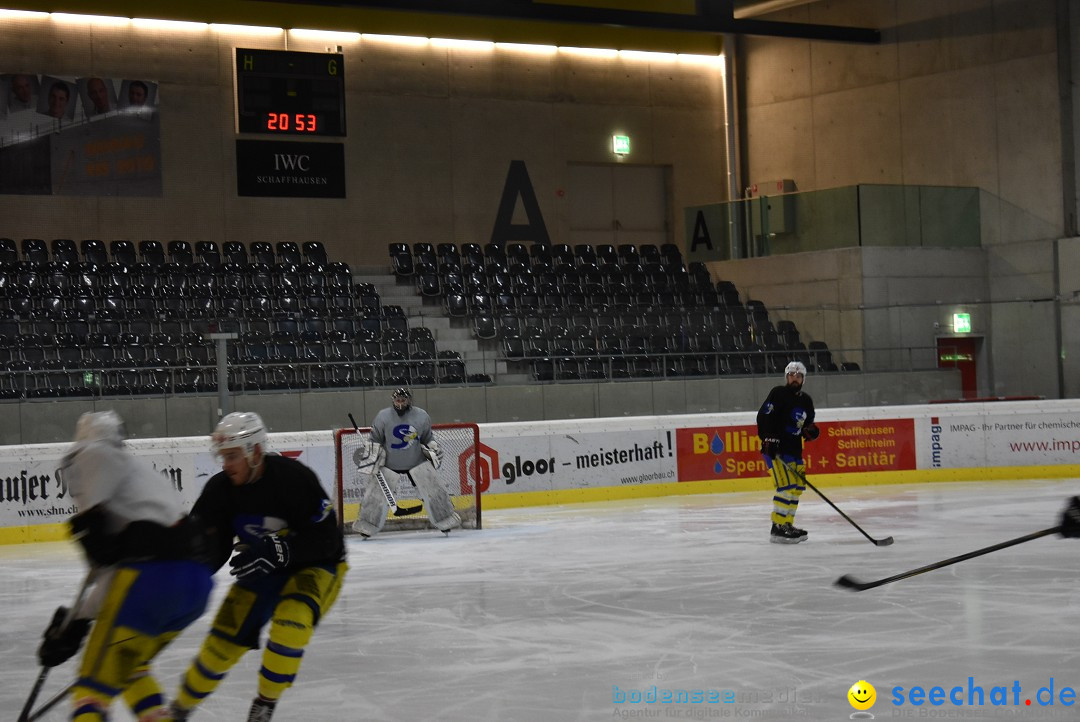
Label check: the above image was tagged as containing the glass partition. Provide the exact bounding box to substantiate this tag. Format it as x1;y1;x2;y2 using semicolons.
685;184;981;260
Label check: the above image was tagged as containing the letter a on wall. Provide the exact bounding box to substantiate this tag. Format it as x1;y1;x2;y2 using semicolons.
491;160;551;245
690;210;713;253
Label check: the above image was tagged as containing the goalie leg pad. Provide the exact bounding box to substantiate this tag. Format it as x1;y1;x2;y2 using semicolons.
408;463;461;532
353;471;392;537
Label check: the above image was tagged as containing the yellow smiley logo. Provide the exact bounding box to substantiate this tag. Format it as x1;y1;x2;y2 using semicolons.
848;680;876;711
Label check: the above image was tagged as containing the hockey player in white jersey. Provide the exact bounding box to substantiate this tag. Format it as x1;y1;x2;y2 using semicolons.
37;411;213;722
353;387;461;537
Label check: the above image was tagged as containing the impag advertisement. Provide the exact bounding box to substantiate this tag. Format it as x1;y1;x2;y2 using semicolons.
920;411;1080;469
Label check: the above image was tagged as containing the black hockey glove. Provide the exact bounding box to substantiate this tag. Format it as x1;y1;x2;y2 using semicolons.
1060;497;1080;538
802;423;820;441
761;438;780;458
230;534;291;580
38;606;91;667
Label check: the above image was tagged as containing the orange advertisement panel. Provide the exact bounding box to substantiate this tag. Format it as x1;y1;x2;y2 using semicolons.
676;420;917;482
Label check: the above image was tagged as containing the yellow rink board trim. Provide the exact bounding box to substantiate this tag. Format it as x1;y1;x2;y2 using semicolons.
480;464;1080;510
5;464;1079;545
0;522;70;546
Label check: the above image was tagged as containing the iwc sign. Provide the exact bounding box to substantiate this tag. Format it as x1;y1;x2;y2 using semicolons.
235;139;345;198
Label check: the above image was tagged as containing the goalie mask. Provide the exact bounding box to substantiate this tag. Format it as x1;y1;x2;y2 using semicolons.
392;387;412;415
211;411;267;469
73;410;126;445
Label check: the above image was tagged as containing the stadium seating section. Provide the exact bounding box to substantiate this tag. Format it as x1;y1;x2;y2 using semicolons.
390;240;845;382
0;237;852;399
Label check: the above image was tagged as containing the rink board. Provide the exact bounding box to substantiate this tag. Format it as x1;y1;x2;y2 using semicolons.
2;399;1078;543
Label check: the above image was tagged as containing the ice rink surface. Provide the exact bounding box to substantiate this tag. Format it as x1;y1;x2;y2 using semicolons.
3;478;1080;721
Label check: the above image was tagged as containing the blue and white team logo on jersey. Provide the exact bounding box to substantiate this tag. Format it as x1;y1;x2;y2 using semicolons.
237;515;287;542
788;408;808;436
311;498;333;523
390;424;419;450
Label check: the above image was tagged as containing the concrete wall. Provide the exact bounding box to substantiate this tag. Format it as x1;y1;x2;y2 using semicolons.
714;239;1070;398
0;369;960;445
713;246;989;376
740;0;1063;245
723;0;1071;398
0;12;727;265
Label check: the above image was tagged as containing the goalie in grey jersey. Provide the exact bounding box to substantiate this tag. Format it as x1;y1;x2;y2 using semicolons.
353;387;461;537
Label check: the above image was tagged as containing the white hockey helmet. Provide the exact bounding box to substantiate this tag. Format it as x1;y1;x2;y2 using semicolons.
211;411;267;466
784;360;807;377
73;410;126;444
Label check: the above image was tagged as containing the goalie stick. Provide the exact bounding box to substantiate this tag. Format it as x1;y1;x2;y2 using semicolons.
348;414;422;518
781;460;894;547
836;526;1060;592
19;570;93;722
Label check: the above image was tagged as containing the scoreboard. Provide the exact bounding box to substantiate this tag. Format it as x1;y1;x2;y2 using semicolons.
235;48;346;137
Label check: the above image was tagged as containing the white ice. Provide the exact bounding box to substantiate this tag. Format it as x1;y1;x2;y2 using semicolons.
2;478;1079;721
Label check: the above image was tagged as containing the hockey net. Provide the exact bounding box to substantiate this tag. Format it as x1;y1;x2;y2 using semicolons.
334;423;482;533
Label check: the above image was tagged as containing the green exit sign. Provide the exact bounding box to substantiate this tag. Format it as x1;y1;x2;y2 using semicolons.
953;313;971;333
612;135;630;155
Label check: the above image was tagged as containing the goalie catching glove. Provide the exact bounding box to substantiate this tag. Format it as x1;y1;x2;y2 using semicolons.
230;534;290;580
801;422;820;441
38;606;91;667
422;440;443;470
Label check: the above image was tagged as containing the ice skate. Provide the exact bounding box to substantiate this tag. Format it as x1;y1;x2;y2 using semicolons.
769;522;806;544
168;701;191;721
247;697;276;722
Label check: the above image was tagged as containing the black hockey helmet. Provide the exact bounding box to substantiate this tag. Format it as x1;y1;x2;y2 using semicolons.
392;387;412;414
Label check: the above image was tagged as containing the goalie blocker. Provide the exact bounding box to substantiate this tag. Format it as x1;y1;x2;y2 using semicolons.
335;423;482;534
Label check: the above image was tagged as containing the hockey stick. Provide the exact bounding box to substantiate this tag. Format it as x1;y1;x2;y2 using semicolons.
348;414;422;517
377;471;423;517
18;669;51;722
26;682;76;722
780;460;894;546
19;571;93;722
836;526;1060;591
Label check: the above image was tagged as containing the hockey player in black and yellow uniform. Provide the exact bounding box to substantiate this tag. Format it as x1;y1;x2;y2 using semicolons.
170;412;348;722
757;361;819;544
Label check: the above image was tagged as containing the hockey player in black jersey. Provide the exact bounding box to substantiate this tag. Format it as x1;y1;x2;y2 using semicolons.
170;412;348;722
757;361;819;544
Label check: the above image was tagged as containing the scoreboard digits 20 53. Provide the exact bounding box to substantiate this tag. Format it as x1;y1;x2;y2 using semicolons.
235;48;346;137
